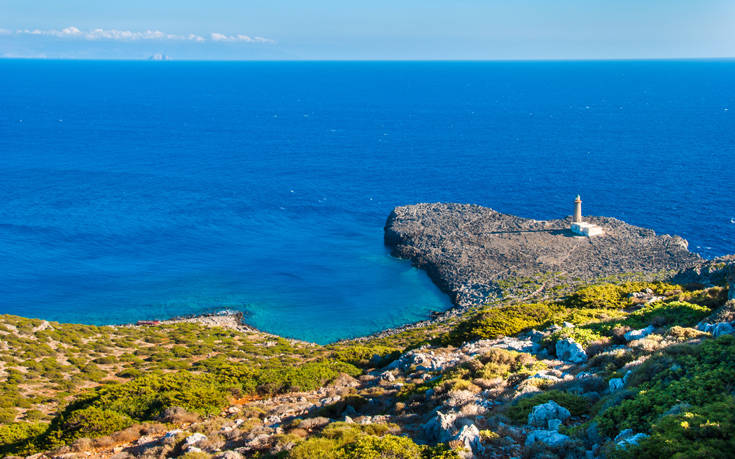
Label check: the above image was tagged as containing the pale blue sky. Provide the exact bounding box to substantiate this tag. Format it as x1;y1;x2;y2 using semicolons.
1;0;734;60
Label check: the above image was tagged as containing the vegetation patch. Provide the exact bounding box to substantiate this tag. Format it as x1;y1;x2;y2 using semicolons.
616;397;735;459
594;335;735;438
506;390;591;424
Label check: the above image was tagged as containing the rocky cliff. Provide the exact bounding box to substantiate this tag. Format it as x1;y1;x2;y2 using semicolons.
385;203;703;306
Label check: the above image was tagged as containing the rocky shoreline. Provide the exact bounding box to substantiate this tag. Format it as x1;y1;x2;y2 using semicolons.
385;203;705;308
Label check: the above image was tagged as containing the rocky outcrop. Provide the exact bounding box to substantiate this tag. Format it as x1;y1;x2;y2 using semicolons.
527;400;571;428
555;338;587;363
385;203;702;307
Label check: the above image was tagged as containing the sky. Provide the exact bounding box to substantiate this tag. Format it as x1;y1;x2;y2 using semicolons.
1;0;734;60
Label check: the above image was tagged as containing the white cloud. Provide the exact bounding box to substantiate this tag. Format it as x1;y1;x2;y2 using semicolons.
210;32;274;44
10;27;271;44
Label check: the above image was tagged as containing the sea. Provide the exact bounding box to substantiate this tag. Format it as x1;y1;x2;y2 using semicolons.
0;60;733;343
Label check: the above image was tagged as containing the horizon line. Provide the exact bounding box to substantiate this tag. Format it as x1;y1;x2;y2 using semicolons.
1;56;735;63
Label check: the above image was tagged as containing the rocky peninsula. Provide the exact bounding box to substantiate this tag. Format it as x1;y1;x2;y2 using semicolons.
385;203;703;306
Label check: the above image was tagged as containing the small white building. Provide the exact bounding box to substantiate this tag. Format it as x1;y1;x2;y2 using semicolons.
571;221;604;237
570;195;604;237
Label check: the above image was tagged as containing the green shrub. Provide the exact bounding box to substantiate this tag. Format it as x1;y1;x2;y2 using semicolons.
286;422;458;459
0;407;17;424
447;303;559;345
57;407;133;443
256;360;360;394
116;368;143;379
0;421;47;456
582;301;711;339
341;434;427;458
506;390;591;424
544;327;605;350
565;282;680;309
595;335;735;438
329;345;401;368
626;301;710;328
616;398;735;459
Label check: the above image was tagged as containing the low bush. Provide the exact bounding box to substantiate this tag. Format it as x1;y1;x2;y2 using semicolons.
329;345;401;368
447;303;559;345
595;335;735;438
0;422;47;456
506;390;591;424
286;422;458;458
564;282;680;309
618;397;735;458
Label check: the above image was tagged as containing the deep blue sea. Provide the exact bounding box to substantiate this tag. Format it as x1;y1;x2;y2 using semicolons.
0;60;733;343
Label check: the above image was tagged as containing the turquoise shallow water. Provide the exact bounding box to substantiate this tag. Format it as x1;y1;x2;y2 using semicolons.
0;60;733;343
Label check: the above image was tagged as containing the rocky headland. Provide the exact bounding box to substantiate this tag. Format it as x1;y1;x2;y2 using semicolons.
385;203;703;306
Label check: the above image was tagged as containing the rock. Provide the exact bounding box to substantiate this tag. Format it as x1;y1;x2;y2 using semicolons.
547;419;562;431
624;325;655;342
380;371;396;382
464;336;538;354
614;429;649;448
528;400;571;428
158;406;199;424
525;430;571;448
563;322;575;328
384;203;701;307
215;452;244;459
530;371;562;383
184;433;207;446
164;429;182;439
263;415;281;427
556;338;587;363
453;424;485;457
713;322;734;337
423;410;458;442
299;417;330;430
608;378;624;392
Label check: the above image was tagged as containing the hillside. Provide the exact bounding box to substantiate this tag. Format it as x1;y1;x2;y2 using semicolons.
1;208;734;458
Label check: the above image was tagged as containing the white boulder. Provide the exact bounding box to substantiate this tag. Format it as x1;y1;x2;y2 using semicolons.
614;429;649;449
624;325;654;342
454;424;485;457
528;400;571;428
608;378;624;392
525;429;571;448
556;338;587;363
184;432;207;446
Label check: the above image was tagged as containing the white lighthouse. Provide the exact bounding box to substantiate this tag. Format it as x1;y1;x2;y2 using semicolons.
570;195;604;237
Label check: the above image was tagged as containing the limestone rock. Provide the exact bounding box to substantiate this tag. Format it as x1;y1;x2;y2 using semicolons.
525;429;571;448
423;410;458;443
608;378;624;392
215;452;244;459
453;424;484;457
624;325;655;342
614;429;649;449
528;400;571;428
556;338;587;363
184;433;207;446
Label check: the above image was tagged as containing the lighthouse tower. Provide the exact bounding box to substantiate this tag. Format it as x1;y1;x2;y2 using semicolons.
570;195;604;237
573;195;582;223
